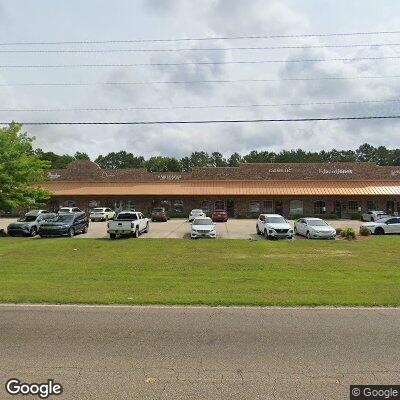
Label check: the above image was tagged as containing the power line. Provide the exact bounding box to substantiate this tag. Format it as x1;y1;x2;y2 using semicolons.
1;115;400;125
1;29;400;46
1;75;400;87
1;42;400;53
2;99;400;112
1;55;400;68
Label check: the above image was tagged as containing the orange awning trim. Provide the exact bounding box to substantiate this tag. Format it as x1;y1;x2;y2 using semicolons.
40;180;400;196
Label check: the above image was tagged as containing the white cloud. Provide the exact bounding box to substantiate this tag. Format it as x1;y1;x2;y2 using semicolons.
5;0;400;157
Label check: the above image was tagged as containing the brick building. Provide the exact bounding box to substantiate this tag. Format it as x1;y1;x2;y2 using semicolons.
40;160;400;218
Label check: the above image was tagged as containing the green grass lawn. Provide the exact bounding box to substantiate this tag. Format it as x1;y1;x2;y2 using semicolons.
0;237;399;306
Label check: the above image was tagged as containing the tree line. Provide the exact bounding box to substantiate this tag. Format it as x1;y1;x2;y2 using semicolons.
35;143;400;172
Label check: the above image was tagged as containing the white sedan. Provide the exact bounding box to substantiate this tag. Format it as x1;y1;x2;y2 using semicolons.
294;218;336;239
188;209;206;222
191;217;216;239
361;217;400;235
90;207;116;222
361;210;389;222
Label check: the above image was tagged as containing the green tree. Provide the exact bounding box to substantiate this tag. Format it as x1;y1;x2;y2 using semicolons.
34;149;74;168
227;152;242;167
74;151;90;160
210;152;227;167
0;123;50;211
95;151;144;169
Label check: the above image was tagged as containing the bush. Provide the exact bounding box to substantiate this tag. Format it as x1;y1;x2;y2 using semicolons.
351;212;363;220
359;226;371;236
340;227;356;240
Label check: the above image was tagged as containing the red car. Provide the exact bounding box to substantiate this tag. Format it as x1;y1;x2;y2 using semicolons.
212;209;228;222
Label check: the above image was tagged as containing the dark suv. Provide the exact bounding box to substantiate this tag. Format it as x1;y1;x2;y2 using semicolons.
151;207;169;222
38;212;89;237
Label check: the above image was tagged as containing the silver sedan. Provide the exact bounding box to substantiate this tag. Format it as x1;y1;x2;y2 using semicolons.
294;218;336;239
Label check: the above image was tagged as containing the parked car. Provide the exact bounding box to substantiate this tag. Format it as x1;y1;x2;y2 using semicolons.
89;207;116;222
212;209;228;222
151;207;169;222
191;217;216;239
361;216;400;235
361;210;389;222
7;210;56;237
188;209;206;222
256;214;294;239
59;207;83;214
38;212;89;237
107;211;149;239
294;218;336;239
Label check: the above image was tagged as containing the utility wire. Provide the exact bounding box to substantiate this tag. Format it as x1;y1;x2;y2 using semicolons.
1;42;400;53
2;99;400;112
1;115;400;125
1;56;400;68
1;29;400;45
1;75;400;87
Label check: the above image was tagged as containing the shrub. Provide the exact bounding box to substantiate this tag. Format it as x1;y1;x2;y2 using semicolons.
351;212;363;220
340;227;356;240
359;226;371;236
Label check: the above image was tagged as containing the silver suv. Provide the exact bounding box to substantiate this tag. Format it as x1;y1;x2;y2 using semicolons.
7;210;56;237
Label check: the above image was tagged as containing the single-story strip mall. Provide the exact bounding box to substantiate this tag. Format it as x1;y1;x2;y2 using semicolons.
40;160;400;218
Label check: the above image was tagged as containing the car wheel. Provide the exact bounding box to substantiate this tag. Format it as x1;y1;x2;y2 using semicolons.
82;225;88;234
306;231;311;239
144;223;149;233
375;227;385;235
105;216;109;221
68;228;75;238
264;229;269;239
110;233;117;240
294;227;297;235
90;219;95;222
133;228;139;238
256;225;260;235
30;227;37;237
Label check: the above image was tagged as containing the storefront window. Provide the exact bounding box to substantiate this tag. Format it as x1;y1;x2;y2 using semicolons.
263;200;273;213
214;200;225;210
249;202;260;213
173;200;184;213
367;201;377;211
289;200;303;215
64;200;76;207
314;201;326;214
161;200;171;211
201;201;213;213
348;201;359;212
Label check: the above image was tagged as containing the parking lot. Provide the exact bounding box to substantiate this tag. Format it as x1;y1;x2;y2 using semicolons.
0;218;363;239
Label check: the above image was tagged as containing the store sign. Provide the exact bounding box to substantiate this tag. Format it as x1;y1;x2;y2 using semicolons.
47;172;61;180
318;168;353;175
268;167;292;173
157;174;182;180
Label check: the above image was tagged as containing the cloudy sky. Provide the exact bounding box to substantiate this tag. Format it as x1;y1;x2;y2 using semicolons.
1;0;400;158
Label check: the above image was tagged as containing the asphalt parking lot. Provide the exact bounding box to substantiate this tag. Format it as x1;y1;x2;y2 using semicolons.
0;218;363;239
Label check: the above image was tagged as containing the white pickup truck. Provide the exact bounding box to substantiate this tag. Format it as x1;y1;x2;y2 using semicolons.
107;211;149;239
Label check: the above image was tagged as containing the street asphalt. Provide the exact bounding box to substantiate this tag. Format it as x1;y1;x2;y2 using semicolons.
0;305;398;399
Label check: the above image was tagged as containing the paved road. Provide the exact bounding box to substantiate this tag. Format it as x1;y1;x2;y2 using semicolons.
0;306;398;399
0;218;363;239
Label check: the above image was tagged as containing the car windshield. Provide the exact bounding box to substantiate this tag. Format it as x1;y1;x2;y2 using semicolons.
59;208;71;212
193;218;212;225
50;215;74;223
308;220;327;227
191;210;203;214
117;213;137;220
92;208;104;212
266;216;286;224
17;215;37;222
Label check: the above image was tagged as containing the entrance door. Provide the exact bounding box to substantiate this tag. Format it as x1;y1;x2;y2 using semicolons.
387;201;395;215
227;200;235;218
334;201;342;218
275;201;283;215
